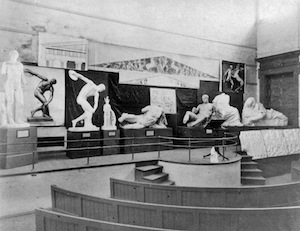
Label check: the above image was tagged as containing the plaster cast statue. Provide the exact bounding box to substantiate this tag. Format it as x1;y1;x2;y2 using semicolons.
0;92;8;126
183;94;213;127
209;147;220;163
118;105;167;129
102;96;117;130
68;70;106;131
25;69;57;120
1;50;28;126
212;93;243;127
242;97;288;126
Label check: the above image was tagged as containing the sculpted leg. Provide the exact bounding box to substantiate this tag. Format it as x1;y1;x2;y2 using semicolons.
5;88;15;124
15;87;24;123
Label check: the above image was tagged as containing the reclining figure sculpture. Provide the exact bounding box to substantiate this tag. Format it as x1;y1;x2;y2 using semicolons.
118;105;167;129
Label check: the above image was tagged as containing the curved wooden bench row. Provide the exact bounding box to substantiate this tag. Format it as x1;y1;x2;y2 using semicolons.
51;185;300;231
110;178;300;208
36;208;177;231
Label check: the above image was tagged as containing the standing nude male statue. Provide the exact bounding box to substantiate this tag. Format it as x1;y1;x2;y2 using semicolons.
68;70;105;131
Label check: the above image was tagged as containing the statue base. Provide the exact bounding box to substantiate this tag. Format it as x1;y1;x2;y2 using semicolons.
4;122;30;128
0;127;37;169
66;130;101;158
175;125;225;147
120;128;173;154
27;116;53;122
101;129;120;155
68;126;100;132
101;126;117;131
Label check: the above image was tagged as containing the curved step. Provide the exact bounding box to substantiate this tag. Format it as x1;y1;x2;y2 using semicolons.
141;173;169;183
242;176;266;185
241;169;263;177
241;161;258;169
135;165;163;181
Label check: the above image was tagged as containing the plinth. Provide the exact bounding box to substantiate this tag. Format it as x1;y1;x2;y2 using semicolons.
120;128;173;154
100;129;120;155
0;127;37;169
66;130;101;158
176;126;225;147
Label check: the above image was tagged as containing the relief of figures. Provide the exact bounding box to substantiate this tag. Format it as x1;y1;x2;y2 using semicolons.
222;61;245;93
96;56;216;80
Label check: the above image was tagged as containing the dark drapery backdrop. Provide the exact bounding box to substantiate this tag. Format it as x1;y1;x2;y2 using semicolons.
65;69;243;129
65;70;118;128
108;75;150;118
108;75;198;128
199;80;243;114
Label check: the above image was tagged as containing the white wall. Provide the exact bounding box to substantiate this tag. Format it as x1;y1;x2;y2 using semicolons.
0;0;258;96
257;0;300;58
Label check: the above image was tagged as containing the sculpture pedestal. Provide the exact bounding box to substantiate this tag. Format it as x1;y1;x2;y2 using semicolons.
120;128;173;154
66;130;101;159
0;127;37;169
176;126;225;147
100;130;120;155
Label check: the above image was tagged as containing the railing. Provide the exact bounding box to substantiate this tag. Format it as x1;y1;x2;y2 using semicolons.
0;132;238;170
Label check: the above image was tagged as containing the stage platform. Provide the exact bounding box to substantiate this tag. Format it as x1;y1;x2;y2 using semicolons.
0;146;239;178
120;127;173;154
0;127;37;169
158;150;241;187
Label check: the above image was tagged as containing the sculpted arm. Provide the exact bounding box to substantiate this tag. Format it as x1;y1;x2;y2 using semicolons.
46;87;55;106
24;68;48;81
69;70;94;85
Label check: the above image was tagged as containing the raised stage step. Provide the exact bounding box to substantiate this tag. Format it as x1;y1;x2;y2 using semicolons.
141;173;169;183
240;151;265;185
135;163;174;185
159;180;175;185
241;161;259;169
241;176;266;185
241;169;263;177
135;165;163;181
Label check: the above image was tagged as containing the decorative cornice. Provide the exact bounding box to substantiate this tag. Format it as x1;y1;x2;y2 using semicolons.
0;26;36;35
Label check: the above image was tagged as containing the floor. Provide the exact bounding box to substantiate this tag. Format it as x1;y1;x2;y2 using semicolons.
0;146;292;231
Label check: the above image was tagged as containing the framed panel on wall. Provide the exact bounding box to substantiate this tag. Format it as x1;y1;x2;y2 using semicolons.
38;32;88;71
221;61;245;93
150;88;176;114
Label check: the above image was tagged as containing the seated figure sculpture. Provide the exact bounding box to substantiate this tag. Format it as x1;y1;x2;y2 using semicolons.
182;94;213;127
118;105;167;129
212;93;243;127
242;97;288;126
68;70;106;131
102;96;117;130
